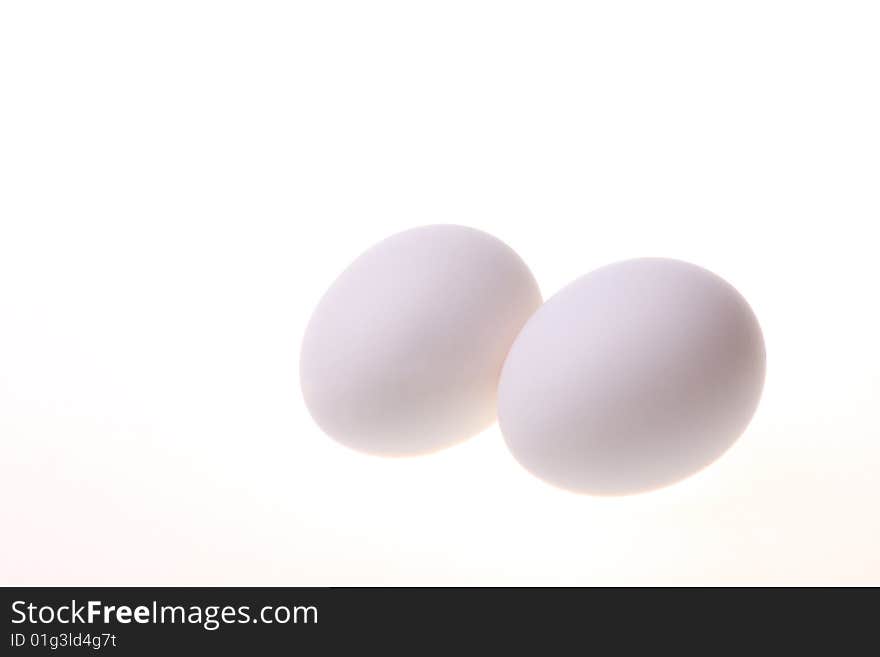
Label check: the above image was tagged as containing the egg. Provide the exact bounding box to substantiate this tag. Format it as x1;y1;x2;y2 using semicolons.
498;258;766;495
301;225;542;456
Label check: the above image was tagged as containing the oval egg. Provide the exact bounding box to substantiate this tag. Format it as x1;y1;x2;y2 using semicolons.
498;258;766;495
301;225;542;456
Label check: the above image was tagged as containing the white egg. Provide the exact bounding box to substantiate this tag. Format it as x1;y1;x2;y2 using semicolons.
498;258;766;495
301;225;542;456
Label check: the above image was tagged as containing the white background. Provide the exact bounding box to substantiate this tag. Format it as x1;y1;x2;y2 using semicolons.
1;2;878;585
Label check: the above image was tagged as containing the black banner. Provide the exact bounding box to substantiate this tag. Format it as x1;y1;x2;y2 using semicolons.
0;586;866;653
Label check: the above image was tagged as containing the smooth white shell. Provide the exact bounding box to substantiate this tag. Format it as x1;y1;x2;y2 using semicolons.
498;258;766;495
301;225;542;456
